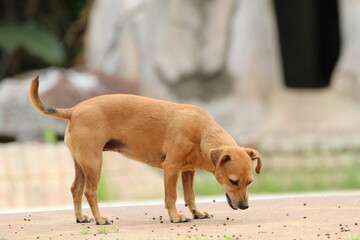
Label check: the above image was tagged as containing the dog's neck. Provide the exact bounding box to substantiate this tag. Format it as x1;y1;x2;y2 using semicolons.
200;125;237;173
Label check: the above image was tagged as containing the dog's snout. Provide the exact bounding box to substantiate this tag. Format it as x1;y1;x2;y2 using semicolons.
239;203;249;210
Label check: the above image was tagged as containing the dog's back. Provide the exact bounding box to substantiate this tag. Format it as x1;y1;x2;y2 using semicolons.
29;78;215;168
68;94;214;168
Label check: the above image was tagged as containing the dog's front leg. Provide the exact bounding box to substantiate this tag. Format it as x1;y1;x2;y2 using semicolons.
163;166;191;223
182;171;211;219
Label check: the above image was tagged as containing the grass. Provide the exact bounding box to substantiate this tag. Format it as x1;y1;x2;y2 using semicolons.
193;148;360;195
43;128;58;144
193;162;360;196
80;226;120;235
98;173;112;201
194;171;223;196
347;237;360;240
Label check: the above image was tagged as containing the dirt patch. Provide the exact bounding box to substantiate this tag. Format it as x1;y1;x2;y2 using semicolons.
1;194;359;240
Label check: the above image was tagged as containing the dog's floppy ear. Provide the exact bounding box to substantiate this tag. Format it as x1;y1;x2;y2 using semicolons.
210;148;231;168
244;148;262;174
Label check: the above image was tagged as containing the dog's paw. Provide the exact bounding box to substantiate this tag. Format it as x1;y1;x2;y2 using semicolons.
170;214;191;223
96;217;113;225
192;209;212;219
76;215;93;223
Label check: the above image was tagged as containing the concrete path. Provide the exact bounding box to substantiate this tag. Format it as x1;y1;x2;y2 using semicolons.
1;194;359;240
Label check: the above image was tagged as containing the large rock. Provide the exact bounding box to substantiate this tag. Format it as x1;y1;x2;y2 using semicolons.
85;0;360;142
86;0;281;142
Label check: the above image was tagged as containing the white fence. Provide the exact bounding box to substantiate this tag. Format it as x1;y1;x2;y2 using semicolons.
0;143;163;210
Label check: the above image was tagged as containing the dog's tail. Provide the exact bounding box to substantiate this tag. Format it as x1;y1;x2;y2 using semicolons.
29;76;72;120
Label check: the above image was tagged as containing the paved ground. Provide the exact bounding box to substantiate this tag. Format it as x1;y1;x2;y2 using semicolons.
1;194;359;240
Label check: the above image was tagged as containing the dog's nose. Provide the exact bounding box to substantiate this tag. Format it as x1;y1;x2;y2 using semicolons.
239;203;249;210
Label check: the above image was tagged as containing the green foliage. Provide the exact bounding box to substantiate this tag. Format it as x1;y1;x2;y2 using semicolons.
96;226;120;234
87;167;118;202
0;22;65;65
193;154;360;195
43;128;58;144
80;227;92;235
80;226;120;235
0;0;89;78
347;237;360;240
194;171;223;196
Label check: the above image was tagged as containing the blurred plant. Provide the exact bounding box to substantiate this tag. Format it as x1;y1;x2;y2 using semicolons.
0;0;92;79
0;22;66;65
80;226;120;235
347;237;360;240
43;128;58;144
194;149;360;195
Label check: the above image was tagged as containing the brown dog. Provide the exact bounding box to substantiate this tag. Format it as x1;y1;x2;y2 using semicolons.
29;76;262;225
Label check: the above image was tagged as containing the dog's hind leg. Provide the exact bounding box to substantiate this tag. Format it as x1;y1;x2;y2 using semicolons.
182;171;211;219
77;151;112;225
70;159;93;223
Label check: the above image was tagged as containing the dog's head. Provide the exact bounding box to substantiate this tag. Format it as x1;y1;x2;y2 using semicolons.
210;146;262;210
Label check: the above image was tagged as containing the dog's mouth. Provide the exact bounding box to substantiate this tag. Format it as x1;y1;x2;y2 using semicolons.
226;193;238;210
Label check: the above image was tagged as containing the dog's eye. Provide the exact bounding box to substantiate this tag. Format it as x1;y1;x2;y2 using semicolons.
229;179;239;186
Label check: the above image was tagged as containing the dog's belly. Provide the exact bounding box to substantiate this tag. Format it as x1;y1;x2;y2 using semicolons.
123;152;165;169
103;139;165;168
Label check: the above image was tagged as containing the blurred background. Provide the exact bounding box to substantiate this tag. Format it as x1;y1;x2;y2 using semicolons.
0;0;359;211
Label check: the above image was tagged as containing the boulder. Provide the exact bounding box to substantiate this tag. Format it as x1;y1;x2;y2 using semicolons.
86;0;281;143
